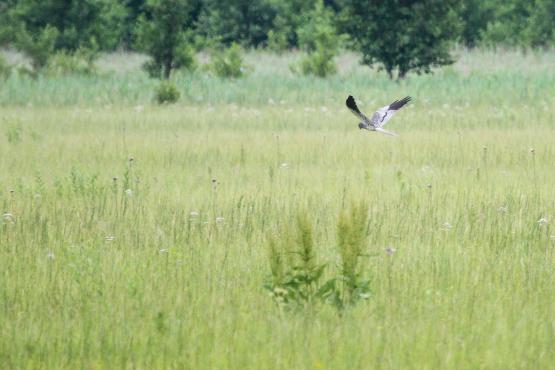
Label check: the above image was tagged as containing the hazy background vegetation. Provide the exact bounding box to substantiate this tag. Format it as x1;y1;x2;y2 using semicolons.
1;0;554;85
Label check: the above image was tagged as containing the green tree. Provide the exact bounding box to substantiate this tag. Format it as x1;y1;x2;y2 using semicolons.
4;0;125;51
522;0;555;47
119;0;147;48
267;0;318;49
296;0;340;77
119;0;202;49
481;0;530;47
197;0;279;47
135;0;196;79
0;0;17;46
16;25;59;72
340;0;463;80
459;0;494;48
480;0;554;48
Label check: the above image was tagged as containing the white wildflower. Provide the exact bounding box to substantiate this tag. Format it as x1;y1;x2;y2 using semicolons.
46;251;55;259
189;211;199;217
442;222;452;230
159;249;168;253
105;235;116;242
216;217;224;223
537;218;548;226
280;163;289;169
125;189;133;196
3;213;14;222
497;206;508;214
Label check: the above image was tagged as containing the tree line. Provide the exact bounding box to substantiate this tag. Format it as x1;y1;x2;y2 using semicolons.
1;0;554;81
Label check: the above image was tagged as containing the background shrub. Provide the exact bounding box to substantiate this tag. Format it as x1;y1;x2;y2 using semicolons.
210;43;247;79
294;0;339;77
15;25;59;73
45;49;98;76
154;80;180;104
0;54;11;79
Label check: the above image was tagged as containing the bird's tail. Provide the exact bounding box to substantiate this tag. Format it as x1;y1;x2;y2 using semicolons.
375;127;398;136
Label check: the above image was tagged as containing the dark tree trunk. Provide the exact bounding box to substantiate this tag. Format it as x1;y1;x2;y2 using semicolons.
163;54;172;79
387;68;394;80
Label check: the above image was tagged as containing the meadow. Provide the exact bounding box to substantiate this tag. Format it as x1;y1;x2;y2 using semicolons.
1;49;555;369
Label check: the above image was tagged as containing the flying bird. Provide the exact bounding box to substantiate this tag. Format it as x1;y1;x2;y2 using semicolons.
346;95;411;136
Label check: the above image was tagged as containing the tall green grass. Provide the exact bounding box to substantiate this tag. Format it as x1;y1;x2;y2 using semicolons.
0;50;554;368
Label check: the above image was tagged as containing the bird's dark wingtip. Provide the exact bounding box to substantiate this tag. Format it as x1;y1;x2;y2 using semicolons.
389;96;412;110
346;95;359;112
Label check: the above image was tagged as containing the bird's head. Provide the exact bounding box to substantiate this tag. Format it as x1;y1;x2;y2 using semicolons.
358;122;366;130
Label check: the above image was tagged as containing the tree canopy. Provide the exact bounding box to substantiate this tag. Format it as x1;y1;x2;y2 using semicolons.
135;0;196;79
0;0;553;80
339;0;463;79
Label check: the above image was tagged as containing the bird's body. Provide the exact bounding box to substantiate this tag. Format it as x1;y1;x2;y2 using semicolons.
346;95;411;136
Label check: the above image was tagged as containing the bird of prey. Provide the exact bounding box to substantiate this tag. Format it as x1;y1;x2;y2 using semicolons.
346;95;411;136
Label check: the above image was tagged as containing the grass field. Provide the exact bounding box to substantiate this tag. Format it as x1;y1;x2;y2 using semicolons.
1;49;555;369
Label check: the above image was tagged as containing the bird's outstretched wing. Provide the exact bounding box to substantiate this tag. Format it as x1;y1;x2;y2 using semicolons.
372;96;412;127
346;95;371;124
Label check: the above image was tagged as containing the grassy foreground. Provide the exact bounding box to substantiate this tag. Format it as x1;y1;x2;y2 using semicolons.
1;50;555;369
